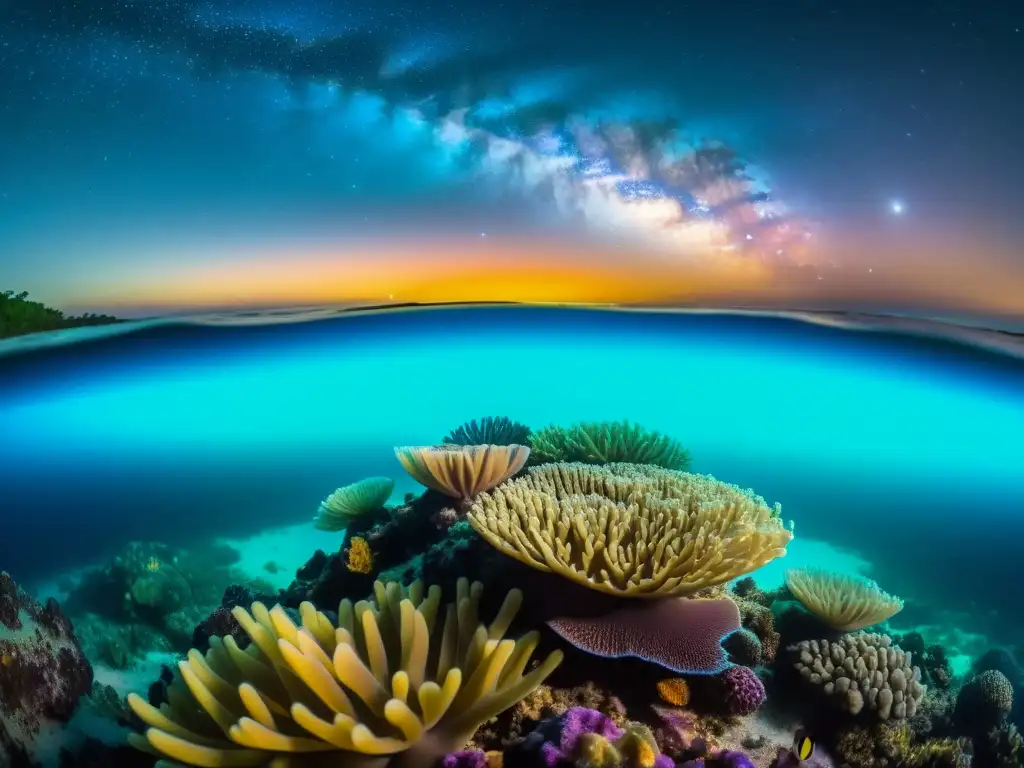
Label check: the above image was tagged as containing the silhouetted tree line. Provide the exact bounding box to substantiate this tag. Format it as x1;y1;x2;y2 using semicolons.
0;290;122;339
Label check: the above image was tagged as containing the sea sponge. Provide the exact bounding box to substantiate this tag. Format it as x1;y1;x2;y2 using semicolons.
126;578;562;768
345;537;374;574
444;417;531;447
790;633;926;720
529;420;691;471
395;444;531;500
785;569;904;631
466;462;791;598
314;477;395;531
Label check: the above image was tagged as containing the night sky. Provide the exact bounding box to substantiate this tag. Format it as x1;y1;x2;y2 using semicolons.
1;0;1022;319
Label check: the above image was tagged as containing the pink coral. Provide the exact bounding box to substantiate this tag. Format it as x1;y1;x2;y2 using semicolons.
547;597;741;675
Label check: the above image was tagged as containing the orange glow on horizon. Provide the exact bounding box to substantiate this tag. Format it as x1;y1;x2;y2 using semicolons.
63;235;1024;321
84;238;774;311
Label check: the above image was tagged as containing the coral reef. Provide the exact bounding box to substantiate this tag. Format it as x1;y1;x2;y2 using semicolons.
127;578;562;767
0;572;93;765
444;417;532;448
528;421;691;471
790;633;926;719
785;569;904;632
314;476;395;531
954;669;1014;736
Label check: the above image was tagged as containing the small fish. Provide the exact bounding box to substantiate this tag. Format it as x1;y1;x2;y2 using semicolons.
774;728;833;767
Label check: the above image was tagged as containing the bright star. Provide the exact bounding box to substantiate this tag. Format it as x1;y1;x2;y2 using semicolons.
889;199;905;215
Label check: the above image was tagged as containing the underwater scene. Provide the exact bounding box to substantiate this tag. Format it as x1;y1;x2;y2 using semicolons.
1;304;1023;768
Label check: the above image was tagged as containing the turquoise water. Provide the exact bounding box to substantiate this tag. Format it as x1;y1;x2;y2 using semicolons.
1;305;1022;649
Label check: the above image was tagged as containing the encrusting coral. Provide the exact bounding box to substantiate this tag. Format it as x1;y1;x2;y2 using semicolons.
790;632;926;720
345;537;374;575
444;417;532;448
126;578;563;768
529;420;691;471
466;462;791;598
314;477;395;532
395;444;531;501
785;569;904;632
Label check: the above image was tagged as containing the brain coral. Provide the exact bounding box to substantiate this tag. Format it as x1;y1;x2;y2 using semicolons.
127;578;562;767
467;462;791;598
790;633;926;720
955;669;1014;732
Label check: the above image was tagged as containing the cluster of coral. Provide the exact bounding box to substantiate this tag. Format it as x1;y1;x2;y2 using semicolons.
2;417;1023;768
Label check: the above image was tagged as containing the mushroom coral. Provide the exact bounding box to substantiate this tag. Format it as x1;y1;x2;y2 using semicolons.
466;462;791;598
394;444;530;500
126;579;562;767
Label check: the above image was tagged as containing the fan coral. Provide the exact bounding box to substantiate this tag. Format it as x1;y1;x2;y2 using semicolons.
126;578;563;768
718;665;765;716
467;462;791;598
314;477;395;531
395;444;531;500
444;417;532;447
530;420;691;470
546;597;741;674
345;537;374;574
790;633;926;720
785;569;904;631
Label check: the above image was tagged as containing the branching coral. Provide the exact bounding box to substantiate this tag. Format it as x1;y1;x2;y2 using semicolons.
466;463;791;598
314;477;395;532
444;417;532;448
126;578;563;768
785;569;904;632
395;444;531;500
790;633;926;720
529;420;691;471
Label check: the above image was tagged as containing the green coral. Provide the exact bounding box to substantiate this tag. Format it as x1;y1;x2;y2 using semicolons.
529;420;691;470
443;416;532;447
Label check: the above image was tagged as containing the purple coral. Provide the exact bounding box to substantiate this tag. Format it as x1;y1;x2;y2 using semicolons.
720;665;766;716
443;749;489;768
547;597;741;674
542;707;623;766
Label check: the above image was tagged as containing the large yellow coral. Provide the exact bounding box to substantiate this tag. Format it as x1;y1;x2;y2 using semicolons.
785;569;904;632
466;463;791;598
126;579;562;768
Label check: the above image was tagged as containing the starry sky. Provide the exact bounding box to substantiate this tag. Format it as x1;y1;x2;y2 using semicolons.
1;0;1022;320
